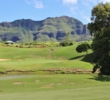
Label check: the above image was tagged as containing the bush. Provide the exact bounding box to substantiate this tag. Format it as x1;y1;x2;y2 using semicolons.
59;41;73;47
76;43;91;54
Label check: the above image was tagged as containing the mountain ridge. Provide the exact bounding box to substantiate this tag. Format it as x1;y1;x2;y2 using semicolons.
0;16;90;43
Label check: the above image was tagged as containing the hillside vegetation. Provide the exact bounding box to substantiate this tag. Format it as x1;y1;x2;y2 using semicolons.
0;16;91;43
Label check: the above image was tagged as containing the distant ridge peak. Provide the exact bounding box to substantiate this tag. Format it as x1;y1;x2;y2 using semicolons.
47;15;73;19
1;15;80;23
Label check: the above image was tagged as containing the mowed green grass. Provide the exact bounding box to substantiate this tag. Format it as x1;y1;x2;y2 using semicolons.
0;74;110;100
1;44;106;100
0;45;93;71
0;44;90;59
0;59;93;71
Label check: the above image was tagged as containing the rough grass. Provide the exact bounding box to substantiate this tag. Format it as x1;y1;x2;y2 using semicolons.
0;74;110;100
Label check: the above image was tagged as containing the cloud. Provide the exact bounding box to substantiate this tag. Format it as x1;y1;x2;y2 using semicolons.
80;0;110;23
62;0;92;23
33;0;44;9
81;0;99;7
63;0;77;5
25;0;44;9
84;0;110;4
100;0;110;3
69;6;78;14
62;0;78;14
62;0;110;23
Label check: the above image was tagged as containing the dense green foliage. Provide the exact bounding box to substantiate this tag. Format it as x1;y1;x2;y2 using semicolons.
88;3;110;75
76;43;91;54
59;41;73;46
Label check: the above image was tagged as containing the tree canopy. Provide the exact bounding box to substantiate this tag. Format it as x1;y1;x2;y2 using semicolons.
76;43;91;54
88;3;110;75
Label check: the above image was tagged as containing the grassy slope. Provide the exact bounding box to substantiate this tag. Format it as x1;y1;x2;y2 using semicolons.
0;44;93;71
0;44;84;59
0;43;92;59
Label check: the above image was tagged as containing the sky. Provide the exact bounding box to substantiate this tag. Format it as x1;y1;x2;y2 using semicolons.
0;0;110;24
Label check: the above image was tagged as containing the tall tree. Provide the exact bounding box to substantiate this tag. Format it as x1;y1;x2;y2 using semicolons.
88;3;110;75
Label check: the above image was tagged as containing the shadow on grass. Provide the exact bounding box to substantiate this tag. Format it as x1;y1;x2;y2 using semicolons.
69;53;94;63
89;75;110;82
69;55;84;60
81;53;93;63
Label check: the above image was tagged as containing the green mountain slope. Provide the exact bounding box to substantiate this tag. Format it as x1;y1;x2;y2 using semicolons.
0;16;90;43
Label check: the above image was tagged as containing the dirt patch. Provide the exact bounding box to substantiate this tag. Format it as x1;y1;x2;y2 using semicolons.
56;83;62;86
41;84;54;88
13;82;22;85
70;82;76;84
35;80;40;83
13;82;27;85
0;59;11;61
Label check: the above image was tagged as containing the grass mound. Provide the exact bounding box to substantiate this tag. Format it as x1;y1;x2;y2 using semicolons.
0;44;93;73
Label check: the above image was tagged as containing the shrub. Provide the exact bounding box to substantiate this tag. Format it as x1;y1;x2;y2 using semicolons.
59;41;73;47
